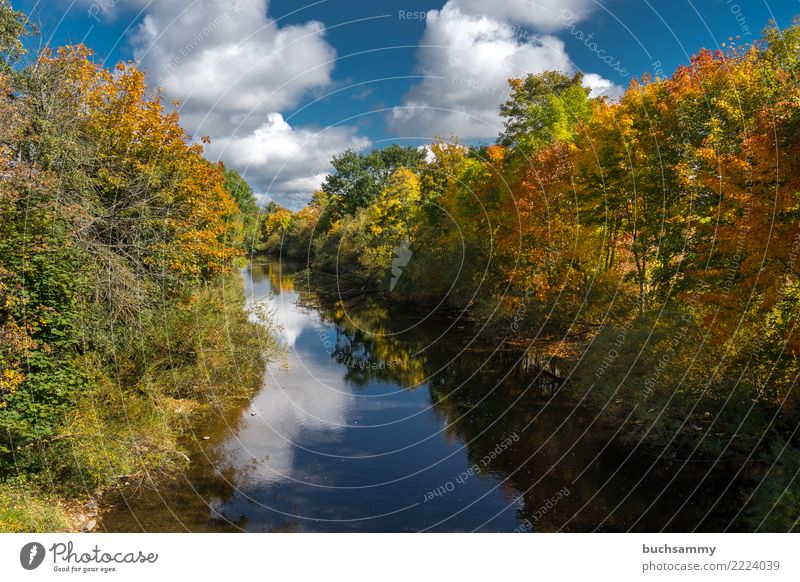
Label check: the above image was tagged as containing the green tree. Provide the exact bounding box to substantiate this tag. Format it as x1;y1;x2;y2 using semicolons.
499;71;592;152
223;168;261;252
321;144;425;220
419;137;468;226
0;0;27;70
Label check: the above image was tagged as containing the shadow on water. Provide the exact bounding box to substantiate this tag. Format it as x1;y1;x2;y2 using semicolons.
102;256;750;532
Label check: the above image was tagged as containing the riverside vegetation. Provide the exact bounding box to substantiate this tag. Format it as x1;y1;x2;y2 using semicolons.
0;3;275;531
264;20;800;530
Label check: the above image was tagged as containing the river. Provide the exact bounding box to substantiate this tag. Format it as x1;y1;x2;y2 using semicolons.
102;256;747;532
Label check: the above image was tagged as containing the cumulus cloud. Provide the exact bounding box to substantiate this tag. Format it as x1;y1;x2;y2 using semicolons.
131;0;337;136
449;0;595;31
87;0;371;206
389;1;624;140
85;0;620;203
583;72;626;100
205;113;371;209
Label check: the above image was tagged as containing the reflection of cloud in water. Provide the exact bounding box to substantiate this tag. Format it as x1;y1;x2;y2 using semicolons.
225;290;354;487
264;294;307;347
244;261;307;347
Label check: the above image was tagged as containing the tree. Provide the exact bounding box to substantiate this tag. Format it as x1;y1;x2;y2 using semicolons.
0;63;88;441
263;206;293;238
321;145;425;220
0;0;27;70
368;167;421;237
1;44;244;447
223;168;261;253
499;71;592;152
419;136;468;226
360;167;422;286
30;46;241;283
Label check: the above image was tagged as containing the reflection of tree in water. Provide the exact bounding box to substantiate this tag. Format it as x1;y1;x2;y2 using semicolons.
427;345;746;532
315;291;727;531
110;258;747;532
425;346;583;531
314;293;603;530
266;261;298;295
248;256;269;285
314;297;429;388
249;258;301;296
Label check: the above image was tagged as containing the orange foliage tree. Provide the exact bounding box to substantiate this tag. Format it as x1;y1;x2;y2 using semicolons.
36;46;241;283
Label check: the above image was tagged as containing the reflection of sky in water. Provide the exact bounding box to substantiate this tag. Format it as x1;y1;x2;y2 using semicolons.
223;261;522;531
237;263;355;485
244;263;307;348
223;352;355;487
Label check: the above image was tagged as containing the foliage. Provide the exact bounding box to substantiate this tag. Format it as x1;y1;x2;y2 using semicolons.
0;481;69;532
498;71;592;152
0;0;28;70
224;168;261;253
320;144;425;222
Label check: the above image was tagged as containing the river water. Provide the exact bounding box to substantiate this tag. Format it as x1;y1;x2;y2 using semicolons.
102;256;747;532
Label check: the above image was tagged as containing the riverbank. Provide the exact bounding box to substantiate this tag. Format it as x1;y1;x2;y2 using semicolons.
0;271;277;532
0;31;273;533
251;20;800;531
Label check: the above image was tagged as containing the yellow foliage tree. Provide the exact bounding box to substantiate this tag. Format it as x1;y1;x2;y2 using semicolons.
39;46;241;280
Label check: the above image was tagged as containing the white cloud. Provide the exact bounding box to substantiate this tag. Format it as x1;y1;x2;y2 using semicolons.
389;2;623;140
449;0;595;31
233;293;354;485
96;0;371;206
206;113;371;209
583;72;625;100
87;0;621;203
131;0;335;136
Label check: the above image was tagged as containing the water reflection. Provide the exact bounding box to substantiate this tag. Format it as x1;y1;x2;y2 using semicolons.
102;257;747;532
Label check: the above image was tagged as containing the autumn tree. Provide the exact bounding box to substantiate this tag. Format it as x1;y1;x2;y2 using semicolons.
1;45;245;450
357;167;421;284
321;145;425;221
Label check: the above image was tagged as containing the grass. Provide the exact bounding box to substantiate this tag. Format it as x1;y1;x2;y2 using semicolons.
0;481;70;532
0;270;278;532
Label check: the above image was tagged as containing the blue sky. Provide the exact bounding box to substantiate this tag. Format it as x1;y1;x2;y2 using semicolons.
17;0;800;207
